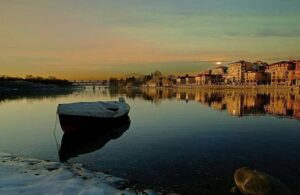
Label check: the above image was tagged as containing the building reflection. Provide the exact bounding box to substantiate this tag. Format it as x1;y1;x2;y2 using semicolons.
137;88;300;121
265;93;298;118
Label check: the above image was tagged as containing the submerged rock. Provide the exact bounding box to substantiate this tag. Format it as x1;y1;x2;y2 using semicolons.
233;167;292;195
142;189;156;195
231;186;242;194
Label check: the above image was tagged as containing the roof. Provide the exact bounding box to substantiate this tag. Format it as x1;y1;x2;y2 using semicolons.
229;60;252;65
213;66;228;69
268;61;295;66
245;71;263;74
196;73;211;77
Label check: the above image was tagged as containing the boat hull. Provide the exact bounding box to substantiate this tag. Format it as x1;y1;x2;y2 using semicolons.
58;113;129;133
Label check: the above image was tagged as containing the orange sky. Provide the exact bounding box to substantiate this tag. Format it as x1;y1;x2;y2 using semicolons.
1;1;299;79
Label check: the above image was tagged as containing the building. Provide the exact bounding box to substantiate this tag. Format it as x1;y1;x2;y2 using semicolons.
167;75;177;85
226;61;254;84
196;74;209;85
252;61;268;72
196;74;223;85
266;61;296;86
146;79;158;87
295;61;300;86
288;61;300;86
186;76;196;85
211;66;227;76
289;70;297;86
176;76;186;85
162;77;173;87
244;71;266;86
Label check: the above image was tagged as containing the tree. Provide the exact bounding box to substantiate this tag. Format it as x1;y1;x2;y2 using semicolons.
25;75;34;80
153;71;162;79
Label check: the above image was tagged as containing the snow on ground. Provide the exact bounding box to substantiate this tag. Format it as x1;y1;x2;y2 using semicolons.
0;152;157;195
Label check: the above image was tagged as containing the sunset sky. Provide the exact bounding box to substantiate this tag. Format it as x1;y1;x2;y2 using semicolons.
1;0;300;79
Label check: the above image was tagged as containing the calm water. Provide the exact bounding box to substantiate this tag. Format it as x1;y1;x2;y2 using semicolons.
1;87;300;194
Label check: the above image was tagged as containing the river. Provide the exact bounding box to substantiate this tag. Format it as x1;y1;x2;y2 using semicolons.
0;87;299;194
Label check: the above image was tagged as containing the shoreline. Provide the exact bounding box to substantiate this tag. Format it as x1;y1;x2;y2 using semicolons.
0;83;83;102
0;152;159;195
0;81;81;91
141;85;300;94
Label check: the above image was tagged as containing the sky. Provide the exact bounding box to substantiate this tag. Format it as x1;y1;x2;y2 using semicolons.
0;0;300;79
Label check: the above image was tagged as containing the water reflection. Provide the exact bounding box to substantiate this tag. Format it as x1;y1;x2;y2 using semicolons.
58;116;131;162
0;88;76;104
118;88;300;120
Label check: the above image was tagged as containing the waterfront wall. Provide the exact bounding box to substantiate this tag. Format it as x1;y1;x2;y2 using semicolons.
142;85;300;94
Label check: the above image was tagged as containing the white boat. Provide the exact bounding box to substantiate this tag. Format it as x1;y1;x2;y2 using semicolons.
57;97;130;133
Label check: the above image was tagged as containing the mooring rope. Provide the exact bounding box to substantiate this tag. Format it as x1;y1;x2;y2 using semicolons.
53;114;60;151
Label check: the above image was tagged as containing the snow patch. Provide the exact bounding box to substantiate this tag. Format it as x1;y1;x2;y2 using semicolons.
0;152;148;195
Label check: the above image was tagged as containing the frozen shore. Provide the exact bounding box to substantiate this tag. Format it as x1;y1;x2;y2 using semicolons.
0;152;156;195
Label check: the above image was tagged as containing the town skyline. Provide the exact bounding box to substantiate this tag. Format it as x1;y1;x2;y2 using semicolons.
102;59;300;88
2;58;299;81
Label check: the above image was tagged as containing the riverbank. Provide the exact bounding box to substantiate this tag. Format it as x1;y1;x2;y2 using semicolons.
0;80;77;92
142;85;300;94
0;152;159;195
0;81;83;102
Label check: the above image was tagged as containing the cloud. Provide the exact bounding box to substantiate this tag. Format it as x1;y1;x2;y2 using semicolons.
257;29;300;37
224;28;300;38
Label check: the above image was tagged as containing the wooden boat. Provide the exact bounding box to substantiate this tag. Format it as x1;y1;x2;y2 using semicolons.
58;117;130;162
57;97;130;133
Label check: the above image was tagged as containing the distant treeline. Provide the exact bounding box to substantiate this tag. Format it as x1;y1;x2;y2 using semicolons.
0;75;72;86
109;75;151;87
108;71;165;87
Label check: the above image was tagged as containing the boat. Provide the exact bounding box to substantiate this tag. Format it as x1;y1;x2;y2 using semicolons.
58;117;131;162
57;97;130;133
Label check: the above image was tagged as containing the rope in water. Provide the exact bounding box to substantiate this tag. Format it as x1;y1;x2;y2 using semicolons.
53;114;60;151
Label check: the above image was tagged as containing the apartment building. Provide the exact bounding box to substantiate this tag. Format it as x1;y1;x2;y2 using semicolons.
226;61;254;84
266;61;295;86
